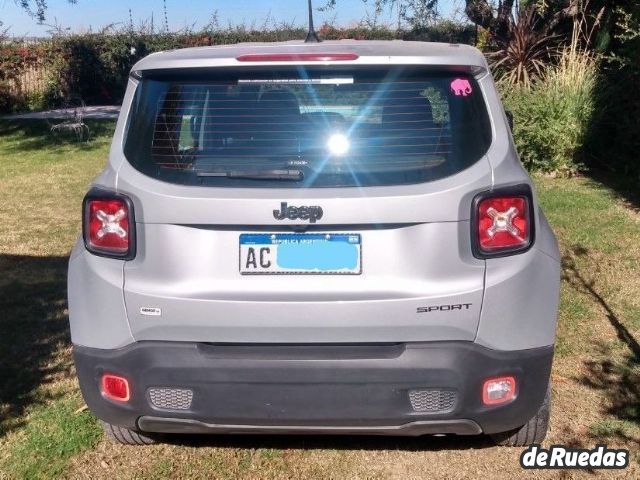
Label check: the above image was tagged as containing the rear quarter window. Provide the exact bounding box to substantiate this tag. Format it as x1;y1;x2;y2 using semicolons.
124;67;491;188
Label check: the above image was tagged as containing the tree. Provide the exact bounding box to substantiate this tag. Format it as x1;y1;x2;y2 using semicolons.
468;1;582;43
15;1;77;23
322;0;439;30
324;1;579;43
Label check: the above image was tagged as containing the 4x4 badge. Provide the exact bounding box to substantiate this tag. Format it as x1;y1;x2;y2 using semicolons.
273;202;323;223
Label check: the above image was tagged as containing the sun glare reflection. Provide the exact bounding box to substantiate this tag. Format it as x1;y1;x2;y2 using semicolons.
327;133;350;155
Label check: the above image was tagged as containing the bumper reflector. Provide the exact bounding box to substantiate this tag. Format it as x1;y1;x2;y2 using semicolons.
101;374;130;402
482;376;516;405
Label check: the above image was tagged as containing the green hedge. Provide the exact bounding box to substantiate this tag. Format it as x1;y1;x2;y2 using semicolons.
0;22;475;112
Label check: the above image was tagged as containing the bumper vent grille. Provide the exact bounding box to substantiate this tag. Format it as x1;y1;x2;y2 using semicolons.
409;389;457;413
148;388;193;410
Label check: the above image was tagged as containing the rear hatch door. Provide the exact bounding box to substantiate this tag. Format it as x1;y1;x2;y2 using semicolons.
119;64;492;343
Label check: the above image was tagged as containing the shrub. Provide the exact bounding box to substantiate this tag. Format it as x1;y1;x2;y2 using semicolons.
0;41;45;112
489;6;560;89
402;20;475;43
0;20;476;113
500;43;598;175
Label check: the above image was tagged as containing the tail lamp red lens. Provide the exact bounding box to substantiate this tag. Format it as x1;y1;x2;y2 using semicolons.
482;376;516;405
236;53;359;62
478;196;528;250
101;374;130;402
472;187;534;258
87;199;129;252
83;190;135;259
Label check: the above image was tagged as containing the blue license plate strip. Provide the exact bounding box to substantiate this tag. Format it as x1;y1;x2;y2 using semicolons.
239;233;362;275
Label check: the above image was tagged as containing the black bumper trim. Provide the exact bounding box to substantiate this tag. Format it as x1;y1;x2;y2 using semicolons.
74;341;553;436
138;417;482;436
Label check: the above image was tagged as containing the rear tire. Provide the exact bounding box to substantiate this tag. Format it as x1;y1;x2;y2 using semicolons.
102;421;158;445
491;385;550;447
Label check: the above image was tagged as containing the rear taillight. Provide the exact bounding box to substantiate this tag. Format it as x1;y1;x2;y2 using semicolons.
83;189;135;259
471;185;534;258
236;53;359;62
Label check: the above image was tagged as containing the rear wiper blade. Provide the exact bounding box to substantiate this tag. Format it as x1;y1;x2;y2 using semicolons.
197;169;303;181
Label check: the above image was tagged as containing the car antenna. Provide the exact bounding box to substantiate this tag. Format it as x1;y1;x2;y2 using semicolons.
305;0;322;43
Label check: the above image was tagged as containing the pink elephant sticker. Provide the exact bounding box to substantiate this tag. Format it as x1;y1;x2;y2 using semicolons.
450;78;473;97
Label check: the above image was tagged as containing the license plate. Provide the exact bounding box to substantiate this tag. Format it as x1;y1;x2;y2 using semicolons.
239;233;362;275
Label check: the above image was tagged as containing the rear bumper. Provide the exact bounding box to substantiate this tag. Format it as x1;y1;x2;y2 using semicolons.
74;341;553;436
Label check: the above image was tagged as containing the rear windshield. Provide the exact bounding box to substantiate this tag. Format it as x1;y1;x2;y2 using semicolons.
124;67;492;188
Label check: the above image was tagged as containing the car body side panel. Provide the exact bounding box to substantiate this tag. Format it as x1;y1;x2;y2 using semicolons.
475;228;560;351
68;239;134;349
535;210;561;261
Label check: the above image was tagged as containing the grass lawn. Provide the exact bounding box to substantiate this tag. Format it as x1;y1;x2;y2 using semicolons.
0;120;638;479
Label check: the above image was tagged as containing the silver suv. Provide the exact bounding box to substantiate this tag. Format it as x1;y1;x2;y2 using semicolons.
68;40;560;447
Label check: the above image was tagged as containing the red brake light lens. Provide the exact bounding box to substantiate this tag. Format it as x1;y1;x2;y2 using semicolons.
101;374;130;402
477;196;530;253
83;191;135;259
236;53;359;62
88;199;129;252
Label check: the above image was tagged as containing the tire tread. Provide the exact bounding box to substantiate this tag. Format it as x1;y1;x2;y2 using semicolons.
492;386;550;447
102;421;157;445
